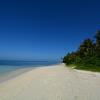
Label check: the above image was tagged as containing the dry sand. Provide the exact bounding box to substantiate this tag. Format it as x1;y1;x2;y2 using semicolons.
0;64;100;100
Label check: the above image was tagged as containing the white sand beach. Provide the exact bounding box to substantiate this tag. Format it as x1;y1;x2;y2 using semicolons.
0;64;100;100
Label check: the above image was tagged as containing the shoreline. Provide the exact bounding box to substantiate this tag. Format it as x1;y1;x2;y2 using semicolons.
0;64;100;100
0;63;60;84
0;67;34;84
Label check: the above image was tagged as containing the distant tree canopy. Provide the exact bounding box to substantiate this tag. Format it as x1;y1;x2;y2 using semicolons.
63;30;100;67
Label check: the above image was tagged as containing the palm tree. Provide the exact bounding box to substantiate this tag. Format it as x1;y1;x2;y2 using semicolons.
78;38;94;58
95;30;100;57
96;30;100;45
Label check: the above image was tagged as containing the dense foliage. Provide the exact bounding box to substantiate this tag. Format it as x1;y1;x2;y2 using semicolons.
63;31;100;71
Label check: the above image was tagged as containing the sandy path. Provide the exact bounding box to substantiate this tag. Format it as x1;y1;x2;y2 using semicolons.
0;64;100;100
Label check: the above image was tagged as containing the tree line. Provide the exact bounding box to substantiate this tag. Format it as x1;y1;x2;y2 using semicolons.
63;31;100;70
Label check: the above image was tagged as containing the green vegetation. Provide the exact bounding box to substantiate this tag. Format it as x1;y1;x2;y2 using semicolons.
63;30;100;72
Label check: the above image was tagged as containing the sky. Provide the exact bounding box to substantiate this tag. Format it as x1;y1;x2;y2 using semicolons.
0;0;100;60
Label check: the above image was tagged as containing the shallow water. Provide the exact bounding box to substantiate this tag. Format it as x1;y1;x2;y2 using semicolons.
0;60;59;76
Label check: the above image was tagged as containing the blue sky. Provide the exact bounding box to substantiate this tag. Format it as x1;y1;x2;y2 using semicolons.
0;0;100;60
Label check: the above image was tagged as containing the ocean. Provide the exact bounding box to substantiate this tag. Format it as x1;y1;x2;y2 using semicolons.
0;60;59;76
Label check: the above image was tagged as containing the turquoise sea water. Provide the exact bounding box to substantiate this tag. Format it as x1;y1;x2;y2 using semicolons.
0;60;59;76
